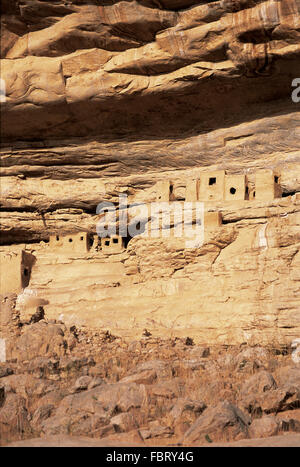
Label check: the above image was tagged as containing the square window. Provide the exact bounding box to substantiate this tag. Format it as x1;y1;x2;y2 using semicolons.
105;240;110;246
113;238;118;244
209;177;216;186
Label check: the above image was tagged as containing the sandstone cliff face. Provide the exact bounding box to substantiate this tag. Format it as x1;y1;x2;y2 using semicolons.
2;0;300;142
0;1;300;346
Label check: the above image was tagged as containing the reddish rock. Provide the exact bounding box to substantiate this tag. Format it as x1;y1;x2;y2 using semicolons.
249;416;280;438
11;322;67;361
0;393;32;444
181;401;250;444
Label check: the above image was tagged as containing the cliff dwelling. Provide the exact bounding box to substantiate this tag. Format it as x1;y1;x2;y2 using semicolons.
0;168;289;307
156;180;176;202
0;250;36;296
255;170;282;201
183;169;282;203
100;235;125;253
1;0;300;448
49;232;94;253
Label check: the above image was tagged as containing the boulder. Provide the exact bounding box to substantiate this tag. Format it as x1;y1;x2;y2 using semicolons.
120;369;157;385
73;376;93;392
181;401;250;444
240;368;300;415
239;370;277;414
127;360;173;379
111;413;137;433
0;393;32;442
0;365;13;379
140;420;173;439
11;322;67;361
41;382;147;437
30;404;55;431
249;416;280;438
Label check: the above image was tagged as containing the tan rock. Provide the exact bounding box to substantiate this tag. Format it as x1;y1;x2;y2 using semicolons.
0;392;32;443
0;0;300;350
10;322;67;362
181;400;250;444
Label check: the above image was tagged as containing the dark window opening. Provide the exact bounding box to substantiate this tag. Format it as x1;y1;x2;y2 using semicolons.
105;240;110;246
245;186;249;194
230;187;236;195
80;236;84;241
253;191;256;198
69;238;73;243
89;236;94;247
123;236;131;248
274;176;279;184
56;235;59;241
169;184;174;194
124;219;147;248
22;267;31;288
209;177;216;186
113;238;118;244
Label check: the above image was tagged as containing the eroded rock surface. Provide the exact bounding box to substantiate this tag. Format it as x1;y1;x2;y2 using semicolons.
1;321;300;446
1;196;298;346
1;3;299;347
0;1;300;446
